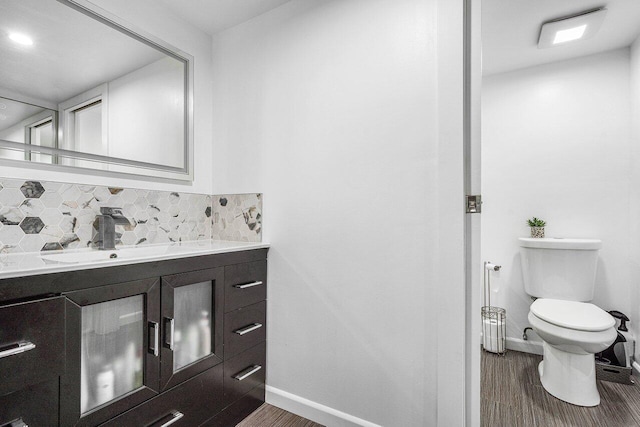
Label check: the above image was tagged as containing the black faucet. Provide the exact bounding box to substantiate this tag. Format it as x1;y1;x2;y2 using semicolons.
94;207;131;250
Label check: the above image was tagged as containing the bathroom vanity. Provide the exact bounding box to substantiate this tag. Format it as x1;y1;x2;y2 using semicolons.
0;243;268;427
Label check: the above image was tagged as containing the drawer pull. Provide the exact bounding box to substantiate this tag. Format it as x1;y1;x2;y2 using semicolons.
233;365;262;381
234;323;263;336
234;281;263;289
164;317;175;350
0;341;36;359
149;321;159;357
149;410;184;427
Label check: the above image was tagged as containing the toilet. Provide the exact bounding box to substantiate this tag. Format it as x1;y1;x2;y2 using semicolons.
519;237;616;407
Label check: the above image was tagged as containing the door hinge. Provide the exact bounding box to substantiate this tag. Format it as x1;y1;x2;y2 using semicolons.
466;195;482;213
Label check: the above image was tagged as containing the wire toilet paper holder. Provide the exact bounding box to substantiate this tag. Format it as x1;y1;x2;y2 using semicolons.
482;261;506;355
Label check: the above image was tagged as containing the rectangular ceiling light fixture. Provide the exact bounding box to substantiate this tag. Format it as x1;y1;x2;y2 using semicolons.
538;8;607;49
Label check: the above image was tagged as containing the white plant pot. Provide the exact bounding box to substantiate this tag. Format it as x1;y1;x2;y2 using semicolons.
530;226;545;238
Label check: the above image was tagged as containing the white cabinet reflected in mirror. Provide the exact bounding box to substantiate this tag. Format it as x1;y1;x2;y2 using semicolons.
0;0;193;181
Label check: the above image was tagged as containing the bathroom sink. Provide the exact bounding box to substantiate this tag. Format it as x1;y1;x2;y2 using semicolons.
40;245;174;263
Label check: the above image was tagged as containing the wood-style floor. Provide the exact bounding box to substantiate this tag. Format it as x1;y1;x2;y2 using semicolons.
482;350;640;426
237;404;325;427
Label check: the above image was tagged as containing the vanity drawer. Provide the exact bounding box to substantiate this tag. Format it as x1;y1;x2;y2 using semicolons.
200;384;265;427
0;296;65;396
224;342;266;406
225;261;267;312
99;364;224;427
0;378;58;427
224;301;266;360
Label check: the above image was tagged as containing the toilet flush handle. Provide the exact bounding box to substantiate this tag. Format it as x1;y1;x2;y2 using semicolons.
609;310;630;332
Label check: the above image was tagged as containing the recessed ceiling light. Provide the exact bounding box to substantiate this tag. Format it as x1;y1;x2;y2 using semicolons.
538;8;607;49
553;25;587;45
8;33;34;46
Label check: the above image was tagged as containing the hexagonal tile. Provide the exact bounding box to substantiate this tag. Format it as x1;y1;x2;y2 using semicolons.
39;191;62;208
19;234;45;252
75;224;93;244
40;208;64;226
42;181;62;192
41;242;63;251
20;181;45;198
59;215;76;234
0;188;25;207
107;196;123;209
121;231;137;246
0;225;24;246
76;192;95;209
77;208;98;225
0;179;24;188
20;217;45;234
122;203;137;218
146;192;160;205
60;233;80;249
40;225;63;241
155;196;171;211
93;187;112;203
120;189;138;204
134;223;149;236
133;209;150;224
19;199;45;216
168;205;180;218
0;207;25;225
77;185;96;194
60;185;81;202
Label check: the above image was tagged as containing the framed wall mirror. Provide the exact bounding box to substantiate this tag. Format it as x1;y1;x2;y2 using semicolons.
0;0;194;181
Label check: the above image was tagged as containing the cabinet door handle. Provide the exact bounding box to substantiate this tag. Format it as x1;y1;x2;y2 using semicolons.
164;317;175;350
148;410;184;427
148;321;159;357
234;323;263;336
233;365;262;381
234;280;263;289
0;341;36;359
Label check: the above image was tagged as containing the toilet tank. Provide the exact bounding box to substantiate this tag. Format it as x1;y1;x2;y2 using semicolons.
519;238;601;302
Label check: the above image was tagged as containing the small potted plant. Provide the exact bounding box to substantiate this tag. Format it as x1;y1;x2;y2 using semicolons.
527;217;546;238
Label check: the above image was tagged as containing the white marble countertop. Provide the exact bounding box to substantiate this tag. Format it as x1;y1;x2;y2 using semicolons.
0;240;270;280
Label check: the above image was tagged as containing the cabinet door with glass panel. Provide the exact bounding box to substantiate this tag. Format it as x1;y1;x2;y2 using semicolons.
61;278;161;427
160;267;224;390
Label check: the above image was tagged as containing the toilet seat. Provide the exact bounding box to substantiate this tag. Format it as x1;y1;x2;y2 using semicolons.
530;298;615;332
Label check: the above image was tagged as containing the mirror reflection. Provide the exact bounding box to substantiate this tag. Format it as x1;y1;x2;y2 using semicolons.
0;0;191;180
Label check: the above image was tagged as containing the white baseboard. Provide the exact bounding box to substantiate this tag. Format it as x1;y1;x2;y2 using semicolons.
266;385;382;427
632;360;640;377
505;337;543;355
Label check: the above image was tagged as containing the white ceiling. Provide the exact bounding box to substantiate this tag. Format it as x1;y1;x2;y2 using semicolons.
156;0;293;35
482;0;640;75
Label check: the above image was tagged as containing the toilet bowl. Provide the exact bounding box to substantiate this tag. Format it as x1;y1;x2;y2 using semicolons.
528;298;616;407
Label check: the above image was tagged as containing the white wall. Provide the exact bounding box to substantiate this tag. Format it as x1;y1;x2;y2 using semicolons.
629;38;640;364
0;0;213;194
212;0;466;426
482;49;633;349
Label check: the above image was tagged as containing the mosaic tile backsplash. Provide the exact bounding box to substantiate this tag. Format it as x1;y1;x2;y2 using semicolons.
211;194;262;243
0;177;262;253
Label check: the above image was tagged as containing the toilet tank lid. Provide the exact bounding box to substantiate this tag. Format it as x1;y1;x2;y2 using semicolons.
531;299;615;332
518;237;602;250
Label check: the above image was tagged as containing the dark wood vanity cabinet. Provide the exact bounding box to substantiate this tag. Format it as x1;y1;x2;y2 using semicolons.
0;248;268;427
